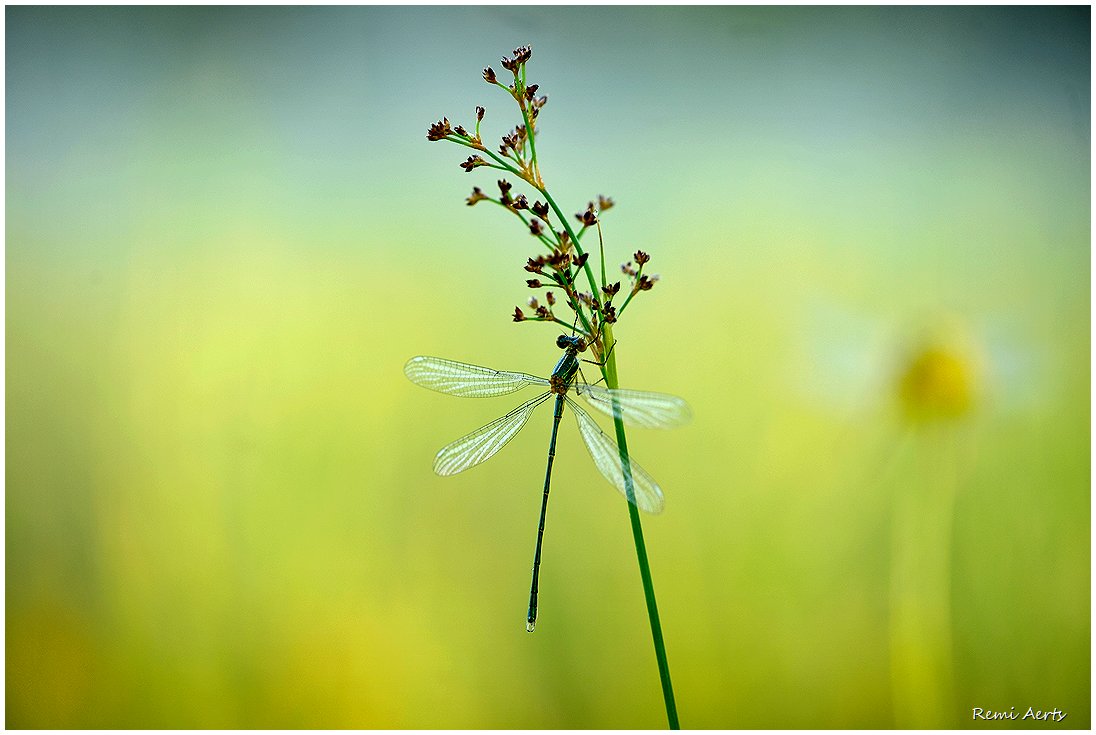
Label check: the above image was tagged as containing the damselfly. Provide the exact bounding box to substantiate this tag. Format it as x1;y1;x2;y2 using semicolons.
404;335;691;632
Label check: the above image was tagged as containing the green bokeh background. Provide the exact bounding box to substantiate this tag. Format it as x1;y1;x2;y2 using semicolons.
6;6;1089;729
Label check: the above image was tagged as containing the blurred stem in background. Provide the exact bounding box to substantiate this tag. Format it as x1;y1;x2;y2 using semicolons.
888;433;959;727
888;333;977;726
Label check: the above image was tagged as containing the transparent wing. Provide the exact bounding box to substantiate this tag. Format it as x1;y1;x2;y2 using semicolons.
567;398;665;514
573;383;692;429
405;356;549;398
433;393;551;476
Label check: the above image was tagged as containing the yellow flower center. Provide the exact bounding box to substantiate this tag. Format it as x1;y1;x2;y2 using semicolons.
896;344;975;421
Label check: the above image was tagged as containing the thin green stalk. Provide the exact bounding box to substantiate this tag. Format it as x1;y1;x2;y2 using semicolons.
596;220;607;289
615;290;638;319
538;188;600;296
519;104;540;182
601;323;680;730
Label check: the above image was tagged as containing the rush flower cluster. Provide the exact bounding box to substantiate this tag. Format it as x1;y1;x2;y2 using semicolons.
426;45;662;361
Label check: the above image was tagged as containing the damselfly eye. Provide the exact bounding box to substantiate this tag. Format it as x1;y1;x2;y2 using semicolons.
556;334;569;349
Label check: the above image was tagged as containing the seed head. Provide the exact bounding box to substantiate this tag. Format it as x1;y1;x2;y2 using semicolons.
524;84;540;102
535;305;550;319
634;250;651;265
601;281;621;299
513;45;532;64
511;194;529;210
476;106;485;122
512;306;525;322
573;252;590;269
525;256;546;274
466;187;488;206
598;195;615;211
427;118;452;141
483;67;497;84
545;291;556;306
527;296;539;309
526;279;543;288
532;201;550;220
460;155;487;172
529;219;544;236
546;250;570;270
577;205;598;227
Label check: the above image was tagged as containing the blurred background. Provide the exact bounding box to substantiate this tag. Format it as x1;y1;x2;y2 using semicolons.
6;6;1089;728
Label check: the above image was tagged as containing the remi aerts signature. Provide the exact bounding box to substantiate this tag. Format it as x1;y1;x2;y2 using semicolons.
972;707;1068;723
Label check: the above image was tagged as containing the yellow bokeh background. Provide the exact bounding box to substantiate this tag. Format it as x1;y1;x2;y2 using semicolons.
7;6;1089;728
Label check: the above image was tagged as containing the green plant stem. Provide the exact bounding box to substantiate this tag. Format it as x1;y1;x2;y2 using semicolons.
600;323;680;730
596;221;607;289
890;430;957;727
538;189;600;299
615;290;638;319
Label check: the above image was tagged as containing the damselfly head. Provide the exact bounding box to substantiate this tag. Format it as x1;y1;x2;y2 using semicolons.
556;334;585;352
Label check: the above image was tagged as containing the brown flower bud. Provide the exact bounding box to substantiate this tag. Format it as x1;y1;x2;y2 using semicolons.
460;155;486;172
483;67;497;84
466;187;488;206
546;250;568;269
426;118;452;141
476;106;485;121
513;306;525;322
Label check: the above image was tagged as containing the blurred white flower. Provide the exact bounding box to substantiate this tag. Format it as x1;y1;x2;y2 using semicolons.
791;299;1044;424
